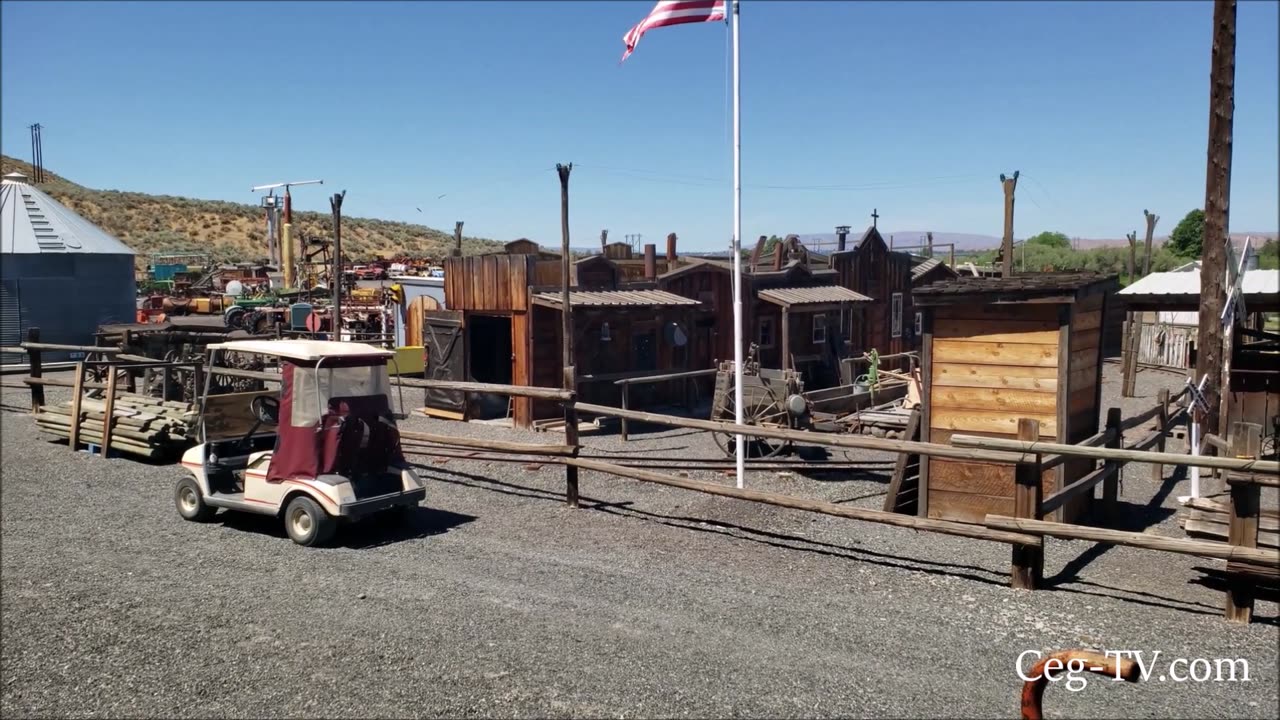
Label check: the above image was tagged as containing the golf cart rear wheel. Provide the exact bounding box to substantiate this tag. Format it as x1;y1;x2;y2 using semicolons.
284;495;336;547
175;476;217;523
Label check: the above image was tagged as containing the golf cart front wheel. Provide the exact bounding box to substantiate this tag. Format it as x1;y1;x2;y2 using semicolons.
175;476;217;523
284;495;336;547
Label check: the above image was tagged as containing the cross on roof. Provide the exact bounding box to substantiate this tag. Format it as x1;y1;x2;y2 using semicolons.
871;208;879;228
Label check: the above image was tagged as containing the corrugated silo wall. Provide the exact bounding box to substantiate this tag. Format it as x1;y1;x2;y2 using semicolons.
0;253;136;362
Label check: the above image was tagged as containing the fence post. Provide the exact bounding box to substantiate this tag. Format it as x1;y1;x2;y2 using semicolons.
1225;421;1262;624
1102;408;1122;522
620;382;631;441
1011;417;1043;590
1151;388;1169;482
100;370;118;457
67;362;86;451
25;327;43;413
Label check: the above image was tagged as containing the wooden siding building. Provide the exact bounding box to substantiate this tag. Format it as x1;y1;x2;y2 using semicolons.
829;226;919;365
914;273;1114;525
432;248;701;428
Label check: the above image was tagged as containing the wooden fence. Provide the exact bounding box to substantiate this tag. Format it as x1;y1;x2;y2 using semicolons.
10;331;1276;625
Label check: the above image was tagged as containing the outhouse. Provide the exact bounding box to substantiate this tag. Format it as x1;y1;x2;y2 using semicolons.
913;273;1113;524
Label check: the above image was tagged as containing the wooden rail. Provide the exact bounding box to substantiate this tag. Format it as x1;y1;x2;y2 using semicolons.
948;434;1279;475
565;457;1042;547
574;401;1034;465
613;367;717;440
983;515;1278;566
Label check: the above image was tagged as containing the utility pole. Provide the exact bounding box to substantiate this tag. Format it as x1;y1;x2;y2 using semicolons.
557;163;579;508
1142;210;1159;275
330;190;346;338
1122;230;1140;397
1000;171;1020;277
28;123;44;183
1197;0;1235;437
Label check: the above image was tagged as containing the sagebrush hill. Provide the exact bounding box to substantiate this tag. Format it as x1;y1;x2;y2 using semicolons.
1;155;501;266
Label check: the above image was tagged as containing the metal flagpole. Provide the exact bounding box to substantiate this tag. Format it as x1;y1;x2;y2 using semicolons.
730;0;745;488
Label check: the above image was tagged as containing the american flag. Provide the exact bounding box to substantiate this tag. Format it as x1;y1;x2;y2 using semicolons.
621;0;726;63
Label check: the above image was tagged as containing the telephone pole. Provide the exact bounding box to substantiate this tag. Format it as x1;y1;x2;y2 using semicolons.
1000;171;1019;277
330;190;347;336
1196;0;1236;437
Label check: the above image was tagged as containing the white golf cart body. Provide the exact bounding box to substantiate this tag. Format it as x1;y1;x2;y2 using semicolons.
177;339;425;544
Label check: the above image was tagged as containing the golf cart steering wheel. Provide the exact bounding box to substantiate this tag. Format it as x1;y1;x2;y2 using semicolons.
251;395;280;426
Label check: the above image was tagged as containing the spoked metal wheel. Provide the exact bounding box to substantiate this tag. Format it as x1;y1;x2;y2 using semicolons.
712;383;791;459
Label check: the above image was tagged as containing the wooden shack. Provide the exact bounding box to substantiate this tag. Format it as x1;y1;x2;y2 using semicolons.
913;273;1114;524
433;248;703;429
829;226;919;364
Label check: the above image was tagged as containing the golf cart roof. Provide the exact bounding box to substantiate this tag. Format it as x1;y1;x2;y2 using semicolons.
205;339;395;362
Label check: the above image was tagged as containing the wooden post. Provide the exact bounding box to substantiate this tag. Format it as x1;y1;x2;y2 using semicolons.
1225;421;1261;623
557;163;579;508
25;327;43;413
1000;171;1019;277
1122;317;1140;397
620;381;630;442
1142;210;1159;275
67;362;86;451
1125;231;1137;285
1011;417;1043;589
452;221;464;257
1101;408;1122;522
1152;388;1170;482
100;370;118;457
780;307;790;371
1196;0;1236;438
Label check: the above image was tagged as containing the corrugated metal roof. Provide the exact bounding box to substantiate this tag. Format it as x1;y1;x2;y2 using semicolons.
533;289;701;308
758;285;873;306
911;257;943;280
1119;268;1278;297
1;173;135;256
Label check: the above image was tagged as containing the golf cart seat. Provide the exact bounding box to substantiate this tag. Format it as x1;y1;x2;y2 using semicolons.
318;395;405;479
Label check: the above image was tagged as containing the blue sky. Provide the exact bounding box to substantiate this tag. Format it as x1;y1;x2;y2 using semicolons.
2;1;1277;252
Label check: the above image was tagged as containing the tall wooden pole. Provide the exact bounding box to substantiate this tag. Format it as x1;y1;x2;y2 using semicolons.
330;190;346;337
1196;0;1236;437
557;163;579;507
452;221;463;257
1000;171;1019;277
1142;210;1159;275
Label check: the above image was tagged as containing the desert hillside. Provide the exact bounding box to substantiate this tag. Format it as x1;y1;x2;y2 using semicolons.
1;155;501;265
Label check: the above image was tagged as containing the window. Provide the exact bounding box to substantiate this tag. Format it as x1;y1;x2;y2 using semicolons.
813;314;827;344
758;316;776;348
890;293;904;339
290;363;392;427
914;311;923;337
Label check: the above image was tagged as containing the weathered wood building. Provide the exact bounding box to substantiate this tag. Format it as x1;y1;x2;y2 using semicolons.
431;243;700;428
913;274;1114;525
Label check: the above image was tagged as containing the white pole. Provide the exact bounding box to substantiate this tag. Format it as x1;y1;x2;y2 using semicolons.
730;0;744;489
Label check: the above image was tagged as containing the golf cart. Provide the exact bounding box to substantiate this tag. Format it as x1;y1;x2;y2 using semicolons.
175;339;426;546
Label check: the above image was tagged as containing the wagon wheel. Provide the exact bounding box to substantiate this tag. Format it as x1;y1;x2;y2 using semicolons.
712;383;791;459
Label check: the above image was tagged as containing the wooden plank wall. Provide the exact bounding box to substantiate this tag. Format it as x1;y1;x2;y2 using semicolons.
831;238;916;365
659;266;737;368
443;255;533;312
924;304;1061;523
511;310;531;427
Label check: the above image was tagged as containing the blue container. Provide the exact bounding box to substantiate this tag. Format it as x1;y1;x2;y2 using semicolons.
289;302;314;330
152;263;188;281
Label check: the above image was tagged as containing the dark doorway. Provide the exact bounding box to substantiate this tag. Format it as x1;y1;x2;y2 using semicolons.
468;314;513;420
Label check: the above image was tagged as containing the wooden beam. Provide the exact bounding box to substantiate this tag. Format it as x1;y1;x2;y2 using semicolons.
574;401;1033;464
1011;418;1043;589
948;434;1278;474
566;457;1043;547
984;515;1278;566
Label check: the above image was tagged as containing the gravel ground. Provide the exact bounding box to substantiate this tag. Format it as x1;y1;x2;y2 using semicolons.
1;362;1276;718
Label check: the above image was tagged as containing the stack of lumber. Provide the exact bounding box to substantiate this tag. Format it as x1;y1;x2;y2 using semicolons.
1178;497;1279;551
34;390;197;459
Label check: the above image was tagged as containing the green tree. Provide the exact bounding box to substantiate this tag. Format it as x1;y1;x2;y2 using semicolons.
1168;209;1205;257
1025;231;1071;249
1256;237;1278;270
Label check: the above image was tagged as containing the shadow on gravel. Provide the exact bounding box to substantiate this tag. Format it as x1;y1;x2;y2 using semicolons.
419;463;1010;588
216;506;476;549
